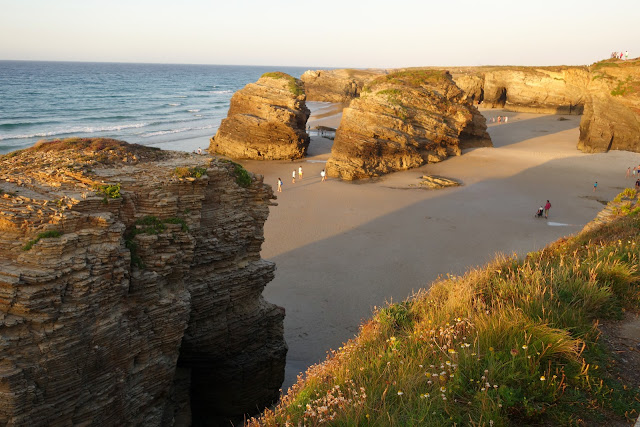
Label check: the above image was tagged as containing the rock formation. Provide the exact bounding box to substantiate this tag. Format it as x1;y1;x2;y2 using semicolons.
578;59;640;153
209;72;310;160
0;138;286;426
301;69;385;103
326;70;492;180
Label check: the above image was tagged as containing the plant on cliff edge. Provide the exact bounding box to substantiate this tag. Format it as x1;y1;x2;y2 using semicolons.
22;230;62;251
261;72;304;97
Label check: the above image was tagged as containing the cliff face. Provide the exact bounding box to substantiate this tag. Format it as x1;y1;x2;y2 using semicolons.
0;139;286;426
450;66;591;114
578;59;640;153
209;72;310;160
326;70;491;180
300;69;385;103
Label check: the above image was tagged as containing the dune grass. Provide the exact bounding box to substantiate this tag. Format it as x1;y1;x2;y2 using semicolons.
249;191;640;426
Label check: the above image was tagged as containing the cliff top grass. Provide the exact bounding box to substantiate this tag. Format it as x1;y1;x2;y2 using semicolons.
261;71;305;97
366;70;450;91
249;190;640;426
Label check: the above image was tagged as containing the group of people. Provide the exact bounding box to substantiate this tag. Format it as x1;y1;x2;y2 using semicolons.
277;166;326;192
611;51;630;60
489;116;508;124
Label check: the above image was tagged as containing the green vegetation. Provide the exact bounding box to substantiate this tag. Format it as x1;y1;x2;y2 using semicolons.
125;216;189;268
173;166;208;178
22;230;62;251
95;183;121;200
220;159;253;188
370;70;448;90
611;76;636;96
261;72;304;97
249;190;640;426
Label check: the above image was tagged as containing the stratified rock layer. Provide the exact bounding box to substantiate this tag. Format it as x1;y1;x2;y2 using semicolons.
210;72;310;160
326;70;492;180
301;69;386;103
450;66;590;114
578;59;640;153
0;139;286;426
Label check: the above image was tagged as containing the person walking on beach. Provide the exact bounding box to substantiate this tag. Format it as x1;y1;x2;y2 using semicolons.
197;147;202;155
627;167;631;179
504;116;508;123
593;181;598;192
298;166;303;180
292;170;296;184
544;200;551;219
277;178;282;192
321;169;326;182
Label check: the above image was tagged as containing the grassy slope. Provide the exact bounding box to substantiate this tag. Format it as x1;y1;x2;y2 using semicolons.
250;189;640;426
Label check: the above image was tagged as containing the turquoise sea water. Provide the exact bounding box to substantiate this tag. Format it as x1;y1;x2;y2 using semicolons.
0;61;311;154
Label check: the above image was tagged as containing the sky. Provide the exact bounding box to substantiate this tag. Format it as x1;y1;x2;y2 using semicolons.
1;0;638;69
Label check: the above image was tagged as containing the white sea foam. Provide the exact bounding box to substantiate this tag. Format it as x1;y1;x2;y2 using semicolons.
208;90;233;94
0;123;149;141
167;103;181;106
187;109;201;113
141;124;215;138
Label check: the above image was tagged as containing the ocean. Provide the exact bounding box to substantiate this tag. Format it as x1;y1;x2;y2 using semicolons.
0;61;312;155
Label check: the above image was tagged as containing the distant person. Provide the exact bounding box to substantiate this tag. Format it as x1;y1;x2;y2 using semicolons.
321;169;326;182
497;116;502;123
627;167;631;178
625;50;629;60
292;170;296;184
633;167;637;178
593;181;598;192
535;206;544;218
636;179;640;189
197;147;202;155
544;200;551;218
298;166;303;180
504;116;508;123
620;52;624;59
277;178;282;192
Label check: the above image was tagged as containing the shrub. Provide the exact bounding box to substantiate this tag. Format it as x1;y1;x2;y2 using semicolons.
23;230;62;251
96;183;121;199
173;166;207;179
261;72;304;97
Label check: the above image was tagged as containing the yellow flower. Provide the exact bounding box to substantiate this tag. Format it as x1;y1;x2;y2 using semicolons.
540;376;546;381
489;347;494;352
522;345;528;350
397;391;404;396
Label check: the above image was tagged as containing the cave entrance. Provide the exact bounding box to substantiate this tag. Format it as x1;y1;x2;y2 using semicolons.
496;87;507;108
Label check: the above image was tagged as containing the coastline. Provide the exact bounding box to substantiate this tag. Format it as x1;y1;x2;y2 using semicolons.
241;105;640;390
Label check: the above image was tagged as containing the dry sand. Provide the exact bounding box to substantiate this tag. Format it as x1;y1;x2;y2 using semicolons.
239;106;640;392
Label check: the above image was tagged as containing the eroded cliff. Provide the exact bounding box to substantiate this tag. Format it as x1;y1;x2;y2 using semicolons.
0;138;286;426
326;70;491;180
300;69;386;103
578;58;640;153
209;72;310;160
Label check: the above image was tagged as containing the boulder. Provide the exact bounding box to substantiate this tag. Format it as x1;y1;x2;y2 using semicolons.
210;72;310;160
326;70;492;180
578;58;640;153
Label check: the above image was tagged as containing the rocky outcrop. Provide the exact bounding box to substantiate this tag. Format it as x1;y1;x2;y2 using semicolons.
0;138;286;426
450;66;591;114
301;69;385;103
210;72;310;160
326;70;492;180
578;59;640;153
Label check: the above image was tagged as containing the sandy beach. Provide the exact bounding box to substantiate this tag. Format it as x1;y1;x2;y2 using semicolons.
239;106;640;391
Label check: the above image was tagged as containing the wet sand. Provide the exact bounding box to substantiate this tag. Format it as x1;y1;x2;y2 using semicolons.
239;106;640;391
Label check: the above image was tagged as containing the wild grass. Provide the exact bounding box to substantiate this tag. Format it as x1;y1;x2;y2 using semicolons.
249;190;640;426
172;166;207;179
22;230;62;251
124;215;189;268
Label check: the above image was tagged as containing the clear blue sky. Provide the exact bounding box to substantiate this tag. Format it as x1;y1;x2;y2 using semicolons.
1;0;638;68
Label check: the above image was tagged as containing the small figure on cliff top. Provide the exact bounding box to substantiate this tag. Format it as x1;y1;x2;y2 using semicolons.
321;169;326;182
292;170;296;184
625;50;629;60
593;181;598;192
298;166;303;180
277;178;282;192
544;200;551;219
197;147;202;155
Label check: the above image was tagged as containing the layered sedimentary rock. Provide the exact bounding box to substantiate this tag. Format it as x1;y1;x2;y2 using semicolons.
0;138;286;426
301;68;385;103
450;66;590;114
326;70;492;180
578;59;640;153
210;72;310;160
